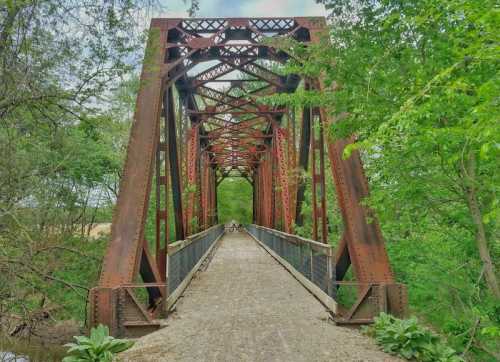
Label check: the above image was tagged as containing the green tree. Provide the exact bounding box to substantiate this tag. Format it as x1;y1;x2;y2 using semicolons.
217;178;253;224
0;0;148;334
266;0;499;358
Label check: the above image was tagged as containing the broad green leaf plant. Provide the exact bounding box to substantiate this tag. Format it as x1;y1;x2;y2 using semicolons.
63;325;134;362
366;313;463;362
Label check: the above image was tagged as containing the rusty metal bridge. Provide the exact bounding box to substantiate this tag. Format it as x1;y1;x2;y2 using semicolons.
89;17;407;338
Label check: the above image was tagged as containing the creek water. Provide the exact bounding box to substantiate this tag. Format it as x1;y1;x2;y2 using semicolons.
0;338;66;362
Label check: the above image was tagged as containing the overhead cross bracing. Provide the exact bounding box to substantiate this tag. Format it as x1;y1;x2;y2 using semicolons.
89;17;407;338
172;19;303;178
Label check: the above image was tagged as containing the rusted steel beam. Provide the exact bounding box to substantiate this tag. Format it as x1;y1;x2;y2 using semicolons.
311;117;318;241
186;125;200;235
188;110;285;116
317;115;328;243
196;87;258;113
307;24;395;283
91;20;169;334
295;100;311;226
98;22;167;289
191;59;253;87
310;110;328;243
91;16;406;335
155;128;162;275
140;239;164;308
166;88;186;241
324;132;394;283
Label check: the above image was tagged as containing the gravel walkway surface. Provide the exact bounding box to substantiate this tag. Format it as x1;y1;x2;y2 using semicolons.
119;232;400;362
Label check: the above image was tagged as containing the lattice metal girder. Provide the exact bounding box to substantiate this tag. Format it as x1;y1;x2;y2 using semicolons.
197;97;257;114
191;59;253;87
204;134;270;141
209;141;267;151
189;109;284;116
248;85;277;97
275;127;293;233
213;154;259;161
208;149;266;158
93;16;405;336
209;139;258;147
191;59;284;89
207;124;269;138
211;160;259;167
209;145;263;154
209;138;265;146
185;126;200;235
196;86;259;109
202;120;265;133
209;149;266;158
239;62;284;87
180;17;299;33
169;44;287;63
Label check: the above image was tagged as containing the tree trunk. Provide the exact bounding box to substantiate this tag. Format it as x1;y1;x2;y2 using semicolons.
463;151;500;299
0;3;22;55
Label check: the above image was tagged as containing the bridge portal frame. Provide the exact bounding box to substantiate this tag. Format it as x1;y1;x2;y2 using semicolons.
89;16;406;337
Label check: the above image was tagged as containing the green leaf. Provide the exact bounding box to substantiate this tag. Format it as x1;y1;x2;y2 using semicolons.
63;324;134;361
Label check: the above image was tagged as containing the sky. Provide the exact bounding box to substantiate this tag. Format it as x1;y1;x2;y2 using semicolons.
158;0;327;18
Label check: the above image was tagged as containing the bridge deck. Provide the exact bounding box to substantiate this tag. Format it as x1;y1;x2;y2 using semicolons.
120;232;399;361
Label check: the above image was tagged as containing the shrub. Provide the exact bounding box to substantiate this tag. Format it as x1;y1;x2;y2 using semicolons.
63;324;134;362
365;313;463;361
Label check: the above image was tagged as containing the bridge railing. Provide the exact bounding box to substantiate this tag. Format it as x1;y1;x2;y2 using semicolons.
246;224;337;313
89;224;224;338
166;224;224;309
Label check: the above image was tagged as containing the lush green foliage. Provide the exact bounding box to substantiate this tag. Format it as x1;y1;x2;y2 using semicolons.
0;0;146;333
1;1;498;361
263;1;500;359
366;313;463;362
217;178;253;224
63;324;134;362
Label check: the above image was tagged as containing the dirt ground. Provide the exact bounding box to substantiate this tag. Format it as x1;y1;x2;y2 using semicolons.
120;232;400;362
87;223;111;239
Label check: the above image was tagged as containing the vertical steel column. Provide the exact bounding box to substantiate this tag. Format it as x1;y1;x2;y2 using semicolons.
270;137;277;229
186;125;199;235
196;138;203;232
209;166;215;226
295;82;312;227
275;127;293;234
308;17;395;284
200;153;210;230
310;109;328;243
318;113;328;243
91;20;168;331
252;176;257;223
155;122;162;267
155;106;169;279
288;108;297;216
264;152;273;228
311;109;318;241
272;132;281;229
166;88;185;241
258;162;263;226
98;22;166;288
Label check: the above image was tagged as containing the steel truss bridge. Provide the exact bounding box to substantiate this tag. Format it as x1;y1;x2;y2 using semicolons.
89;17;407;338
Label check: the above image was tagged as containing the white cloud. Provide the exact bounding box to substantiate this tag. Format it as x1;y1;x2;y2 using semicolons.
240;0;326;17
158;0;326;19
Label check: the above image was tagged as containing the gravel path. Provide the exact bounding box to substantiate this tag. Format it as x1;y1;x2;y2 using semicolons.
119;232;400;362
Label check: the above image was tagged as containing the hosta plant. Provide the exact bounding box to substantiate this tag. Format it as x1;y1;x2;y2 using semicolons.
365;313;463;362
63;324;134;362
